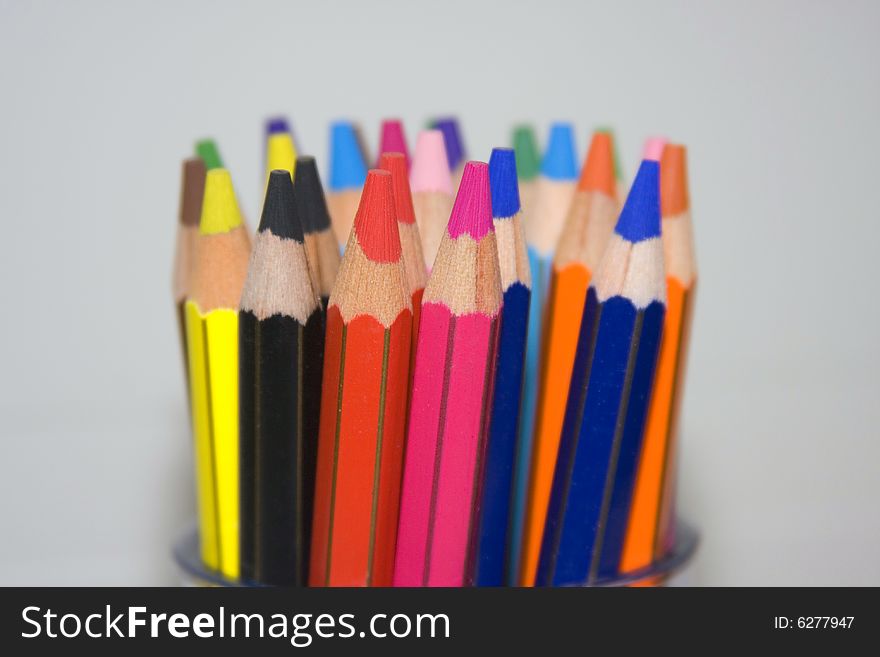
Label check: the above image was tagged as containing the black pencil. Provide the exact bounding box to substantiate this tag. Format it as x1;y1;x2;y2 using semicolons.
238;170;324;585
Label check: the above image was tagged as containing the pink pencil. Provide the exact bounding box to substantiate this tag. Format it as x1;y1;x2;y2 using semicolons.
410;130;454;271
643;136;668;162
393;161;503;587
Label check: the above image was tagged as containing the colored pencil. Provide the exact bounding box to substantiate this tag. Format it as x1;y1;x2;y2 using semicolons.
472;148;531;586
294;155;341;312
410;129;454;270
326;120;368;247
196;138;224;170
536;159;665;586
512;124;540;220
264;116;297;183
394;161;503;587
173;158;207;388
239;171;323;586
185;168;252;580
521;130;619;585
642;136;667;162
377;119;410;170
622;144;696;574
514;121;578;582
433;117;466;190
309;170;413;587
380;152;427;351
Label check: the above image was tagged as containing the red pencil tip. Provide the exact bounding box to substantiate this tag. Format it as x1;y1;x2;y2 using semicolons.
660;144;690;216
353;169;401;263
578;131;616;197
380;152;416;225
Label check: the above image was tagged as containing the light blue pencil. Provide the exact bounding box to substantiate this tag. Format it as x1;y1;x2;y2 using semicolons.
508;122;578;583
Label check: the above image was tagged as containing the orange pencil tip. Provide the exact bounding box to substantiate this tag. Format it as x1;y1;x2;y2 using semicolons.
578;132;616;197
660;144;690;216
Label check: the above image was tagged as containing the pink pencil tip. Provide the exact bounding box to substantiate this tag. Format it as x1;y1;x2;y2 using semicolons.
378;119;410;168
447;161;492;239
410;130;453;195
642;136;668;162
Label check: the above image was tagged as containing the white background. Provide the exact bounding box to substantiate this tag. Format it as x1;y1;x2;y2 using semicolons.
0;0;877;585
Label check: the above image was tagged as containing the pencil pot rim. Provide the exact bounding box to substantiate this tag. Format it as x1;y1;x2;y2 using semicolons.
172;521;698;587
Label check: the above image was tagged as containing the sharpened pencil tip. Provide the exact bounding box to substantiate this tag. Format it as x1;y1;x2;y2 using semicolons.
642;136;668;162
541;123;577;181
377;120;410;169
329;121;367;191
433;117;465;171
380;153;416;225
196;139;224;170
259;170;303;241
293;156;332;234
410;130;453;194
266;116;290;135
615;160;661;242
489;148;521;218
353;170;401;262
579;131;616;197
661;144;690;217
200;169;243;235
448;161;493;239
512;125;540;181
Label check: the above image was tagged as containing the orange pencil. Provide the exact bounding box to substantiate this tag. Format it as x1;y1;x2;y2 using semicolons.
520;130;620;586
309;170;413;587
621;144;696;574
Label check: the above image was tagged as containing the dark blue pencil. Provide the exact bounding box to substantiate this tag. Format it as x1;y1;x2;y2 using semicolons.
472;148;532;586
536;160;666;586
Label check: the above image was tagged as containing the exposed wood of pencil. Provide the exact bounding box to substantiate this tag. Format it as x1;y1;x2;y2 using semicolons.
520;131;619;586
622;145;696;573
186;169;251;580
238;171;322;586
310;170;413;587
394;161;502;587
536;160;665;586
473;149;531;586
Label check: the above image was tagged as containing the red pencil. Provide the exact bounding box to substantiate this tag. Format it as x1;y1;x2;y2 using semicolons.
310;170;413;587
394;161;503;586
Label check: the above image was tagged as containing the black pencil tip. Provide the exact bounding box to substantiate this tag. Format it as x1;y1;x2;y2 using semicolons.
259;170;304;242
293;156;332;234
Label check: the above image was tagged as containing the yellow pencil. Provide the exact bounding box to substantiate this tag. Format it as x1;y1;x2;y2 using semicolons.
185;168;251;579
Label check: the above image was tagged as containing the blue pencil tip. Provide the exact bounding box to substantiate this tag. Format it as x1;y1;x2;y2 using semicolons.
266;117;290;134
489;148;521;218
329;121;367;190
540;122;578;181
614;160;661;242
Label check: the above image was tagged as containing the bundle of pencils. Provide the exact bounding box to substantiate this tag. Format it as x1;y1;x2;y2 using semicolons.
172;118;697;588
537;159;666;586
521;130;620;585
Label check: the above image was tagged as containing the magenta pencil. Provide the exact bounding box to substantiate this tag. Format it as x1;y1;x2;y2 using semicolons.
377;119;410;170
394;161;503;587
